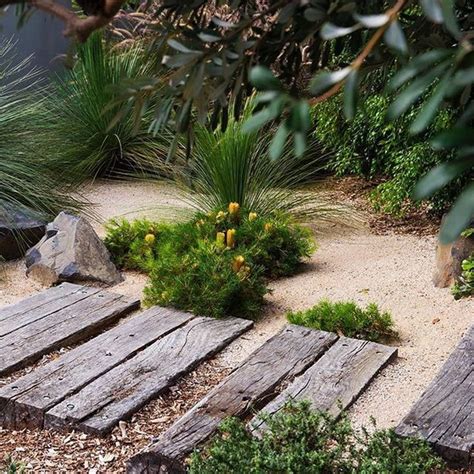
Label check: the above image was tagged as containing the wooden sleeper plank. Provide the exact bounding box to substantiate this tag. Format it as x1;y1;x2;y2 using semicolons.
0;284;101;338
396;326;473;468
44;316;254;435
0;282;80;322
0;306;195;429
126;325;338;474
250;337;397;433
0;288;139;376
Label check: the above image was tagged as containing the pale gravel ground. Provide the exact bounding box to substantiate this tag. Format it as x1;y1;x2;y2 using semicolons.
1;179;472;435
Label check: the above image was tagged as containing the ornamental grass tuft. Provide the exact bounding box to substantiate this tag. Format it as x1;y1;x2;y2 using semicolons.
287;299;397;342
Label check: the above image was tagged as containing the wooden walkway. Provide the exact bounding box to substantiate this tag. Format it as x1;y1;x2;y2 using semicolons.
127;326;397;473
0;283;139;376
396;325;473;468
0;302;252;434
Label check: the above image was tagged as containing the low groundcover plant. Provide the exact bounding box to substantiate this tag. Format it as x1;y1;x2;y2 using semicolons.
287;299;397;343
105;203;315;319
189;401;444;473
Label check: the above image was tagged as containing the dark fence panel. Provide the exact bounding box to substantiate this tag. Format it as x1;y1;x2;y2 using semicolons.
0;1;71;73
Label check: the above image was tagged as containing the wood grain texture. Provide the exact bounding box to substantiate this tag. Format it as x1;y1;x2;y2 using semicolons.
0;307;194;429
396;326;473;468
45;316;254;435
0;283;90;336
0;287;139;376
250;337;397;432
126;325;337;474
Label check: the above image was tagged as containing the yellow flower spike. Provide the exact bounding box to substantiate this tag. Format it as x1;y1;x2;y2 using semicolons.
226;228;236;248
264;223;273;233
216;232;226;247
248;212;257;222
232;255;245;273
144;233;156;245
216;210;227;223
228;202;240;215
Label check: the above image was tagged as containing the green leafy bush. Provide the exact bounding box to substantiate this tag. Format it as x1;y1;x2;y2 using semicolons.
105;205;315;318
44;33;176;184
189;402;444;474
452;253;474;300
314;93;461;216
144;239;268;319
287;299;397;342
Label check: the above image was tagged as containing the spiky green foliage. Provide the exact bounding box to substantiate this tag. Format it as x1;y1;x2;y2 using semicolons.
105;207;315;318
189;402;444;474
44;33;175;183
287;299;397;343
179;103;341;223
0;39;83;220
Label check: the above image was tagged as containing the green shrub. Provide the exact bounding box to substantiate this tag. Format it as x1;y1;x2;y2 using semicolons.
44;33;176;184
314;93;463;216
104;205;315;318
189;402;444;474
144;239;268;319
452;253;474;300
287;300;397;342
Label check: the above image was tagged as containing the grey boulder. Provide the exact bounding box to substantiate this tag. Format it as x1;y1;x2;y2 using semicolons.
0;206;46;260
26;212;122;286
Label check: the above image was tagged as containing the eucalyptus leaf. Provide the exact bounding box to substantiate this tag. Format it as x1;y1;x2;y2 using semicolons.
413;158;474;199
420;0;443;23
249;66;282;91
320;22;360;40
439;183;474;244
387;61;450;120
309;67;351;95
269;123;290;160
353;13;388;28
387;49;451;91
198;32;221;43
343;69;359;120
431;127;474;150
409;72;452;134
384;21;408;55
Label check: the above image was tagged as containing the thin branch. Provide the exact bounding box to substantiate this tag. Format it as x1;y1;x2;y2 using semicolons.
309;0;407;105
0;0;126;41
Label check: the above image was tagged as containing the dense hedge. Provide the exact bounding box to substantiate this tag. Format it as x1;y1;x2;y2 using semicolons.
313;94;464;216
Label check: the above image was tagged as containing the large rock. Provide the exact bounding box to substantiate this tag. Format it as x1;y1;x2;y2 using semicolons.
25;212;123;286
433;227;474;288
0;206;46;260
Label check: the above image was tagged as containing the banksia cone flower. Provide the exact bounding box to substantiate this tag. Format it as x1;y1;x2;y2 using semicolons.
264;223;273;233
227;228;236;248
248;212;257;221
216;232;226;247
228;202;240;215
144;233;155;245
216;210;227;223
232;255;245;273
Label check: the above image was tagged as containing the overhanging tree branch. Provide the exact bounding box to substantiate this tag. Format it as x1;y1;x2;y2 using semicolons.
0;0;126;41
